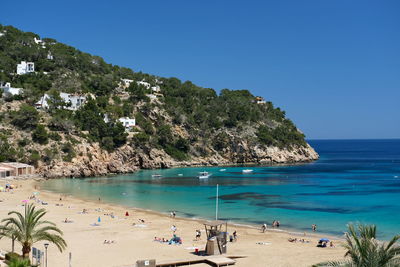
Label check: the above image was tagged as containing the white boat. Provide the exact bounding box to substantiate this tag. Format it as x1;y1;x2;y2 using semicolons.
178;174;183;176
198;171;211;179
219;169;226;172
242;169;253;173
152;174;162;178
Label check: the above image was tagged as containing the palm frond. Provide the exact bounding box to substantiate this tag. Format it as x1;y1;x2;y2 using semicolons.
0;203;67;258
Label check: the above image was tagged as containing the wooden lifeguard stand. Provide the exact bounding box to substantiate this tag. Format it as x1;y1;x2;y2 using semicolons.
204;220;228;255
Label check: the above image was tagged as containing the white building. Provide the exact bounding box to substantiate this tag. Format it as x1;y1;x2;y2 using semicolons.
120;79;133;88
255;96;266;104
118;117;136;130
151;85;161;92
137;81;151;89
47;51;53;60
34;37;43;44
0;82;22;96
17;61;35;75
34;37;46;48
36;92;86;111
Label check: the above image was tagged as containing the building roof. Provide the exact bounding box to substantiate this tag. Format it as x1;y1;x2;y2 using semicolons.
0;166;14;171
0;162;34;168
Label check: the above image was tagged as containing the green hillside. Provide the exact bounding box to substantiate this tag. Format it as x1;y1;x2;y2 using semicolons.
0;24;308;167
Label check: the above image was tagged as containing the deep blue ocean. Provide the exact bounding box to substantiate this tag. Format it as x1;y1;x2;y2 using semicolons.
41;139;400;239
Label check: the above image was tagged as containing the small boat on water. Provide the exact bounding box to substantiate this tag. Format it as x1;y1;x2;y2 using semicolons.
242;169;253;173
219;169;226;172
152;174;162;178
198;171;211;179
178;173;183;176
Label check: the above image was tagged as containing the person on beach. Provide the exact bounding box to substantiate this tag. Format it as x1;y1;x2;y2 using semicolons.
312;224;317;232
330;241;335;248
261;223;267;233
195;229;201;240
171;225;177;233
233;230;237;241
172;211;176;218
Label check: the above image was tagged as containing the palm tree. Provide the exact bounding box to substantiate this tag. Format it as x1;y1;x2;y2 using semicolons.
0;203;67;258
0;224;17;252
313;224;400;267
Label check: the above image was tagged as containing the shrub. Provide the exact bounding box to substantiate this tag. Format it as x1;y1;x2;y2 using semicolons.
131;132;150;146
11;104;40;130
212;133;230;151
0;138;17;162
5;252;22;261
164;144;188;161
17;138;30;147
32;125;49;144
29;151;41;166
174;137;190;153
49;132;62;141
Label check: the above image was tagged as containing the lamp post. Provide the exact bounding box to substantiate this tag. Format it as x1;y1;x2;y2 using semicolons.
44;243;49;267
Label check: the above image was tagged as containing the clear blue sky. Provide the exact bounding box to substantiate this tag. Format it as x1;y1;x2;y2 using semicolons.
2;0;399;139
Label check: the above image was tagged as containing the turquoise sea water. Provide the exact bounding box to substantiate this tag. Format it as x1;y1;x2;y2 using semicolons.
41;139;400;239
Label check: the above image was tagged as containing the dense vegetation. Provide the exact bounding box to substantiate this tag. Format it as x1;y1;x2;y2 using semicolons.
0;24;308;165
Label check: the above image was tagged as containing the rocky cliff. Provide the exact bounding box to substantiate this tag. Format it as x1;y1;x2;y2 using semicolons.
36;138;318;178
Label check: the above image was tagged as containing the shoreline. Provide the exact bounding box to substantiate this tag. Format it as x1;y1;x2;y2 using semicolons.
39;182;345;242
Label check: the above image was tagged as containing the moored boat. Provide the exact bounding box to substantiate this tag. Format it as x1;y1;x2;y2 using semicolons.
198;171;211;179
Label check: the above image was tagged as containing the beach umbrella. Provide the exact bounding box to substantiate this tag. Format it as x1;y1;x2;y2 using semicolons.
320;238;330;242
98;216;101;223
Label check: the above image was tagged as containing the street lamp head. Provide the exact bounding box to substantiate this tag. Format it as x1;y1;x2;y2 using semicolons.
44;243;49;249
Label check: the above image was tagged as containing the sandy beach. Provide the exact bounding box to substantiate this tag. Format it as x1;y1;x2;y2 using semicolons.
0;178;346;267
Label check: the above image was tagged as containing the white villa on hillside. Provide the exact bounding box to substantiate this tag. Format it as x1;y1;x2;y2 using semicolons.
47;51;54;60
36;92;86;111
120;79;133;88
137;81;161;93
0;82;22;96
118;117;136;130
34;37;46;48
255;96;266;104
17;61;35;75
137;81;151;89
34;37;43;44
104;114;136;131
119;79;161;93
151;85;161;92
